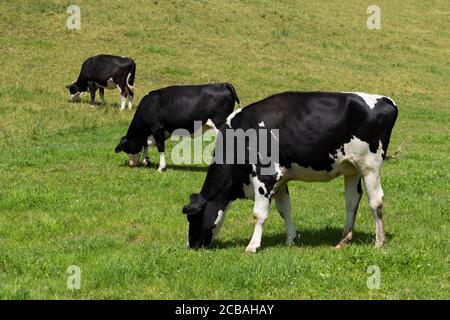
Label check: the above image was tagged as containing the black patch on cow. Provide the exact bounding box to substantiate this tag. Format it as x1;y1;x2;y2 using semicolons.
258;187;265;195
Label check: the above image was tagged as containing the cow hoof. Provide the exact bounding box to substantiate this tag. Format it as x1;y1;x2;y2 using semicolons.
375;241;385;249
143;158;150;167
335;232;352;249
157;167;166;173
245;245;259;253
285;238;296;246
334;242;347;250
335;238;352;249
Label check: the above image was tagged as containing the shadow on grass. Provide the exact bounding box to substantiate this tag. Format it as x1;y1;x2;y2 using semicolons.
68;99;125;109
118;161;208;173
213;226;394;250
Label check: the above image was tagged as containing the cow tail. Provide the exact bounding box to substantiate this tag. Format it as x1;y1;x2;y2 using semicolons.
381;96;400;161
126;62;136;93
225;82;241;107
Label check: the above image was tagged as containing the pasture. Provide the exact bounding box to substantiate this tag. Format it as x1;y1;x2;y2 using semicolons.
0;0;449;299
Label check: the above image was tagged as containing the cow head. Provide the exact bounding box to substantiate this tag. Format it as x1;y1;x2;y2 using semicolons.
115;136;142;167
182;193;227;249
66;83;82;102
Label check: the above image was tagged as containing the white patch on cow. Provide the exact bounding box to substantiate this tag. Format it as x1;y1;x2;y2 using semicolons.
258;121;265;127
127;94;133;109
204;119;218;133
120;95;126;111
345;92;384;109
69;92;82;102
332;136;384;174
246;175;271;253
281;136;384;183
226;108;242;127
214;210;224;226
273;162;283;181
128;153;140;167
157;152;166;173
212;206;229;239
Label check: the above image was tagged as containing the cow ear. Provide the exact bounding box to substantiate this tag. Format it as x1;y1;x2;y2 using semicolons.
189;193;199;202
182;193;206;215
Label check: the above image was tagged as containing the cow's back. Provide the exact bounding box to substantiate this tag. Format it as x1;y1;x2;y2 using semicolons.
138;83;237;132
225;92;398;172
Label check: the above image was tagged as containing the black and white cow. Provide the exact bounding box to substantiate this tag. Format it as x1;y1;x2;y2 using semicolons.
182;91;398;252
66;54;136;111
115;83;240;172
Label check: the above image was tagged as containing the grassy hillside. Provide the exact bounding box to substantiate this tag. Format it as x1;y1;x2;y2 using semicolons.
0;0;449;299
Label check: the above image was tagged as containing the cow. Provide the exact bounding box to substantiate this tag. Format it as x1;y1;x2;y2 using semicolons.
114;83;241;172
66;54;136;111
182;91;398;252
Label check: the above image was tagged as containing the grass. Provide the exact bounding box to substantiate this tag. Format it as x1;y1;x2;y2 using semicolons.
0;0;449;299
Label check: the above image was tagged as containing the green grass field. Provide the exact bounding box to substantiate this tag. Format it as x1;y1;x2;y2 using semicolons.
0;0;449;299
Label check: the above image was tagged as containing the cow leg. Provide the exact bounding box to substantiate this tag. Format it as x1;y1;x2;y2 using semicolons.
117;85;127;111
88;83;97;105
142;145;150;167
99;88;105;105
274;184;297;245
363;170;386;248
335;174;362;249
154;131;166;173
127;90;134;110
157;152;166;173
245;176;274;253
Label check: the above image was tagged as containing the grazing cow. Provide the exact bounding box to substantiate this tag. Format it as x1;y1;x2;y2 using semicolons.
66;54;136;111
182;91;398;252
115;83;241;172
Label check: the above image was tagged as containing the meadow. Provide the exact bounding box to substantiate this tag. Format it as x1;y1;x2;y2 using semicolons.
0;0;449;299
